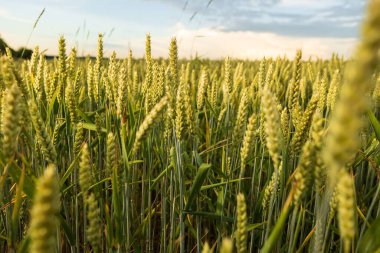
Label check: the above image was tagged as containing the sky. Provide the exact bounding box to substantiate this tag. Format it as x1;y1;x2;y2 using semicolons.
0;0;367;59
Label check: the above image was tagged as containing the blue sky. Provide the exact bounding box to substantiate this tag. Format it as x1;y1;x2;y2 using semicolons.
0;0;367;59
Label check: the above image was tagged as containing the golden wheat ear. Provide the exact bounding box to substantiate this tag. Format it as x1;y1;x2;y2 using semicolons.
219;238;233;253
201;242;213;253
29;164;60;253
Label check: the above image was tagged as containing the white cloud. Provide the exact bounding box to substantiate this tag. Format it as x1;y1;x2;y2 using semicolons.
1;20;358;60
68;22;358;59
145;23;357;59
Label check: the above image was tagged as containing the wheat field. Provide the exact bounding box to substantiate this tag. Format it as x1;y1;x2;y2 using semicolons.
1;0;380;253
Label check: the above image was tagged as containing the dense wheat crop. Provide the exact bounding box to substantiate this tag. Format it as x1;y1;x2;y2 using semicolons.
1;0;380;252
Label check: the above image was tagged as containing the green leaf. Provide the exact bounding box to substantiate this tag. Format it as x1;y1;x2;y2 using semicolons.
47;87;59;119
261;192;293;253
151;164;173;189
184;163;211;211
357;215;380;253
368;110;380;141
82;122;107;133
200;178;246;191
60;154;81;187
77;108;92;123
59;214;76;246
17;235;30;253
8;162;35;198
247;222;266;232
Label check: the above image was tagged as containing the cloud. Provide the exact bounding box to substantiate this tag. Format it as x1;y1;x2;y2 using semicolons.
0;0;360;59
123;23;356;59
158;0;366;38
171;23;357;59
38;22;355;60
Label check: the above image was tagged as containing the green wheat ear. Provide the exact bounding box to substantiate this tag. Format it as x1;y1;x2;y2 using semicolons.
117;62;128;117
29;164;60;253
67;47;77;77
79;143;93;195
290;93;319;155
169;37;179;87
262;162;282;209
235;193;247;253
289;49;302;112
29;99;57;164
232;88;249;148
73;122;84;157
96;33;103;73
197;67;209;111
106;132;117;177
145;33;152;64
128;49;133;85
33;54;45;100
224;57;232;94
65;70;79;124
182;70;194;135
87;61;94;102
132;95;168;155
57;35;67;104
58;36;66;78
28;46;39;77
240;113;257;177
280;108;289;140
293;140;317;205
2;82;22;159
261;85;282;169
175;84;184;140
164;69;175;139
85;192;102;252
107;51;117;104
